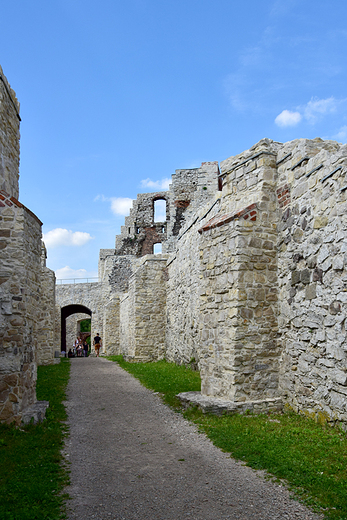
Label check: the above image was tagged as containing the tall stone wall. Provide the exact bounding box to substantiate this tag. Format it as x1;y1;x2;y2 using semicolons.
37;265;57;365
103;295;120;355
114;137;346;424
0;196;42;424
275;139;347;424
0;66;56;424
0;65;20;200
120;255;167;362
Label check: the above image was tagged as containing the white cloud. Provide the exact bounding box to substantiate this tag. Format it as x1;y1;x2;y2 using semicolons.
140;178;171;190
334;125;347;142
95;194;133;216
110;197;133;216
275;110;302;127
55;266;98;281
303;96;338;123
43;228;93;248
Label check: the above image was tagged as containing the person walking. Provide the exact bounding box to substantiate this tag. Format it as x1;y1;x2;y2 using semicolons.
93;333;102;357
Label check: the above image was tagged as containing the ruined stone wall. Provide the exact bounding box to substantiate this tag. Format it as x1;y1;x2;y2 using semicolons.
120;292;131;357
195;146;281;409
103;295;120;355
55;282;102;351
37;266;57;365
275;138;347;425
0;65;20;200
115;193;169;256
165;201;221;365
0;196;43;424
119;255;168;362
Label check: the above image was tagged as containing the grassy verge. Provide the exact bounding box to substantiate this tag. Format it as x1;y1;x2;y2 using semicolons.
0;359;70;520
108;355;347;520
106;355;200;408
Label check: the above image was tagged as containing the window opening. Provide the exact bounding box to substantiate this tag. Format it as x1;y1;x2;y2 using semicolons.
153;243;162;255
154;199;166;222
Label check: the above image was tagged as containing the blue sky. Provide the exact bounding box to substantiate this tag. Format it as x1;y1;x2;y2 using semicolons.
1;0;347;279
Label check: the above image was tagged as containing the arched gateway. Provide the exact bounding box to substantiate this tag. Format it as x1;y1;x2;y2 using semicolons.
61;304;92;352
55;281;105;354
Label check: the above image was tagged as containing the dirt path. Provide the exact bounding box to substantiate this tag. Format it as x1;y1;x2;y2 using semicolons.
64;357;322;520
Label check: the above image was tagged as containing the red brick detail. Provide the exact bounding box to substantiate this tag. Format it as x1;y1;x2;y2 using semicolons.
277;184;291;208
141;227;163;256
174;200;190;209
5;200;13;207
0;190;10;197
10;196;23;208
198;203;257;234
0;201;5;207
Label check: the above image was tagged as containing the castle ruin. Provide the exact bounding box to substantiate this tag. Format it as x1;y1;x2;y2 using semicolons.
1;66;347;427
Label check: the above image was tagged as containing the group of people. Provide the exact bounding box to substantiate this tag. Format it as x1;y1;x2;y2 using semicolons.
66;334;102;358
68;338;89;358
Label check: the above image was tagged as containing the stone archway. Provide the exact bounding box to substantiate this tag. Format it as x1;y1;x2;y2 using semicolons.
61;304;92;352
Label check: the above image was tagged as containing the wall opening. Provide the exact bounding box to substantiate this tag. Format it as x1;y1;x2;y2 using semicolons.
153;243;162;254
61;304;92;352
154;199;166;222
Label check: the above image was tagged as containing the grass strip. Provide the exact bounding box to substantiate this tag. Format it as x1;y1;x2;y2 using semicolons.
108;355;347;520
106;355;200;408
0;358;70;520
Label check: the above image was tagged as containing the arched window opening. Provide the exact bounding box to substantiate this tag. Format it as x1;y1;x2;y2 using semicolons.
153;243;162;255
154;199;166;223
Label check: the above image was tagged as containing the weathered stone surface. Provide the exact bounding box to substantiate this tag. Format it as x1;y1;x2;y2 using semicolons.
0;66;55;425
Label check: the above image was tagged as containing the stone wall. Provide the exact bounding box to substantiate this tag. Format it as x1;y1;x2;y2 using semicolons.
275;138;347;424
0;66;56;424
0;65;20;200
111;137;347;424
55;282;102;351
103;296;120;355
37;264;57;365
0;195;42;424
120;255;167;362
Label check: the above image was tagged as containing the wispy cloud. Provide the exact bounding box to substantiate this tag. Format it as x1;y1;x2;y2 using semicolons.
55;266;98;280
334;125;347;142
275;110;302;127
43;228;93;248
275;97;347;128
140;178;170;190
94;194;133;216
303;97;338;124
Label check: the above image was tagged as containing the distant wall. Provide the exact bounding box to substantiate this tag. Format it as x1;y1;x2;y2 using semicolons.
119;255;167;362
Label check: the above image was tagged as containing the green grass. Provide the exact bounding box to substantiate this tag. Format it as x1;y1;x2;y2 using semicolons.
108;355;347;520
106;355;201;408
0;359;70;520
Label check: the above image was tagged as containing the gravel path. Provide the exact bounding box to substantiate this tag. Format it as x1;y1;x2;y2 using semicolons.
64;357;323;520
